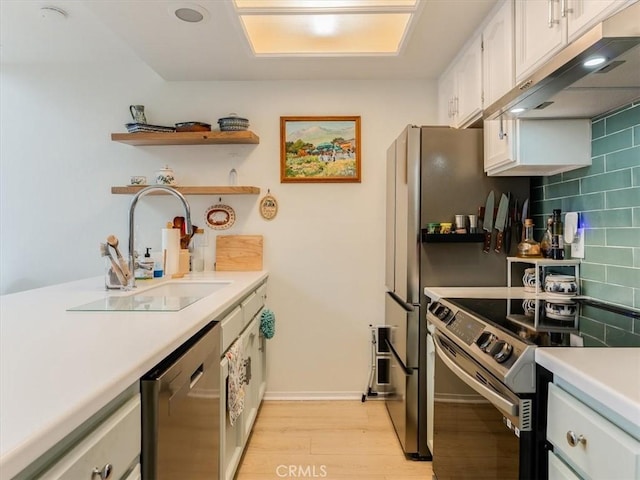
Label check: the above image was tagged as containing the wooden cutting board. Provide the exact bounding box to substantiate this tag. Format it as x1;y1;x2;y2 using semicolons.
215;235;263;271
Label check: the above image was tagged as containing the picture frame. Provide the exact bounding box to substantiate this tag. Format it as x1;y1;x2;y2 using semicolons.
280;116;361;183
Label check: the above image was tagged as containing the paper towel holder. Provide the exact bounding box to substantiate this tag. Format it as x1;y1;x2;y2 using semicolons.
564;212;584;258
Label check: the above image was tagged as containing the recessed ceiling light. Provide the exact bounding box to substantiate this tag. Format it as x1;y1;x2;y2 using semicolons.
169;3;209;23
583;57;607;67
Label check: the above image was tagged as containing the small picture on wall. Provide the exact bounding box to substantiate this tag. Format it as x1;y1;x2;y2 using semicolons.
280;116;361;183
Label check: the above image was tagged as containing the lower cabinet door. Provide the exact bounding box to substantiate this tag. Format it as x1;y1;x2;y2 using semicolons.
220;356;243;480
123;463;141;480
548;451;581;480
37;395;140;480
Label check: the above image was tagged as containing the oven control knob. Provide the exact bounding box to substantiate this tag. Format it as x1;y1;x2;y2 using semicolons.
491;341;513;363
476;332;497;353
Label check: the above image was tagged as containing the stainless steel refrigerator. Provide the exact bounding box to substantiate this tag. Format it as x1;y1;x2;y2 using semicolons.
384;125;530;459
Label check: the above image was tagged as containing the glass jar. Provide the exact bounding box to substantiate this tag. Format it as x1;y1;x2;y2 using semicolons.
517;218;542;257
540;216;553;258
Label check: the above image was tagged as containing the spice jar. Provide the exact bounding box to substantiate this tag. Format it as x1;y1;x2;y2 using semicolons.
155;165;176;185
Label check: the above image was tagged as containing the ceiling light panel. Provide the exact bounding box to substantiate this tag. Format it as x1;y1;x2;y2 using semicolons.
240;12;411;54
234;1;418;10
233;0;420;56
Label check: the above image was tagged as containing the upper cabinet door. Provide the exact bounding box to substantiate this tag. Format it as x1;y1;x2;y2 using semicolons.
566;0;626;41
514;0;567;82
455;33;483;127
438;68;456;126
482;0;515;108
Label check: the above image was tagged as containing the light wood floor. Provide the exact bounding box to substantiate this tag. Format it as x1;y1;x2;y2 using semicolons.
235;400;433;480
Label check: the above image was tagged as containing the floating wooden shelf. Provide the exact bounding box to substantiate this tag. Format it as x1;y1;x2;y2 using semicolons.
111;186;261;195
111;130;260;146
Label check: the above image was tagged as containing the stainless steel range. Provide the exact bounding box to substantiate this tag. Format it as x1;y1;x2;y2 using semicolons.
426;296;579;480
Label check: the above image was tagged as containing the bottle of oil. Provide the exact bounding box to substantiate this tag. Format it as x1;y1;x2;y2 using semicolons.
551;209;565;260
540;216;553;258
517;219;542;257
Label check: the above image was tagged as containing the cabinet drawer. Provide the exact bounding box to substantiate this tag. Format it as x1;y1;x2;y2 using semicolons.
547;383;640;479
221;306;243;353
548;451;580;480
37;395;141;480
242;288;265;327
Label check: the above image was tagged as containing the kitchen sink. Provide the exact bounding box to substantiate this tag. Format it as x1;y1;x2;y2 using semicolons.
68;280;232;312
134;281;231;298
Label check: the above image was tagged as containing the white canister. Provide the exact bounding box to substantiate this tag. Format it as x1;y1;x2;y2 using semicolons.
155;165;177;185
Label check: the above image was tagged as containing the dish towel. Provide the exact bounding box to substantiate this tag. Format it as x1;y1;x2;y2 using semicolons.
226;339;245;426
260;308;276;339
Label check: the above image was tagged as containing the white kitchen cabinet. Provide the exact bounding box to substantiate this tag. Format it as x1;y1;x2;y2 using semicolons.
35;394;141;480
438;33;483;128
514;0;628;82
219;280;268;480
484;118;591;176
482;0;515;108
547;383;640;479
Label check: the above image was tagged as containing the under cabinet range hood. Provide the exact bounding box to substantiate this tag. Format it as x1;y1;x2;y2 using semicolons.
484;1;640;120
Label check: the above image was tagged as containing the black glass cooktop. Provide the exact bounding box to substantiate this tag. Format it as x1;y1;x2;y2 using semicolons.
444;297;640;348
446;297;579;347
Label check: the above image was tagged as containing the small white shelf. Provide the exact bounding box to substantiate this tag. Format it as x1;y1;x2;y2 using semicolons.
507;256;581;295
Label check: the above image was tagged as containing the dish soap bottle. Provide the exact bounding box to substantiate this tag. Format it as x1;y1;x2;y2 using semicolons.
135;248;154;279
517;219;542;257
540;216;553;258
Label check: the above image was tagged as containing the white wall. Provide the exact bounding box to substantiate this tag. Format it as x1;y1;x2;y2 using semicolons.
0;60;436;397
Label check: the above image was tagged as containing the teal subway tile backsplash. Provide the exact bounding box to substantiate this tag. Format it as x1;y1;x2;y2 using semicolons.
581;170;631;193
605;104;640;134
607;227;640;247
531;102;640;346
592;129;633;156
606;187;640;208
606;146;640;170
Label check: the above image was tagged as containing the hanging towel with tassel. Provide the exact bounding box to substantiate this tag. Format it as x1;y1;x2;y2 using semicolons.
226;339;245;426
260;308;276;339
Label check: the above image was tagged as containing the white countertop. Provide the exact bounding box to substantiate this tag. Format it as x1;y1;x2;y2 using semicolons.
0;271;268;479
536;348;640;433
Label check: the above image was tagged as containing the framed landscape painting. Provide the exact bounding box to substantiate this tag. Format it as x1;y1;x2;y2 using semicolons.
280;116;361;183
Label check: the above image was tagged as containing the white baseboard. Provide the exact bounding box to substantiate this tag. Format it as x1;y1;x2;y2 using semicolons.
263;391;364;401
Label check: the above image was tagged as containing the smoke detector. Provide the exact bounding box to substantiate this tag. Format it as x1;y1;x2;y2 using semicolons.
169;3;209;23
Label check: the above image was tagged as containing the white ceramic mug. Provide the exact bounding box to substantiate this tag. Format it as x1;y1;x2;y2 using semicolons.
522;267;538;292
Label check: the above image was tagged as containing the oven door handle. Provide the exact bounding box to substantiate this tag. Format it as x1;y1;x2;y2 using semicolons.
434;335;518;417
384;338;413;376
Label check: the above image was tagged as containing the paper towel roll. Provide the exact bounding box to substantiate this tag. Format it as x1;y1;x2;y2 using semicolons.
162;228;180;275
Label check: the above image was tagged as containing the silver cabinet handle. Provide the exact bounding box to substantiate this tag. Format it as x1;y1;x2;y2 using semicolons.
548;0;559;27
92;464;113;479
561;0;572;17
498;116;507;140
566;430;587;447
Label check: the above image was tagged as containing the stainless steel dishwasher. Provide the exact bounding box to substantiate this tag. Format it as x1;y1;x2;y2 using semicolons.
141;320;220;480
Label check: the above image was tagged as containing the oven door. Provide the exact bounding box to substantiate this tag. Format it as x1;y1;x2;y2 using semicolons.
432;330;527;480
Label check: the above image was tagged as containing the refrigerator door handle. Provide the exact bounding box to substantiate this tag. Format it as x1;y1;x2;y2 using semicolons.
385;338;414;376
388;291;414;312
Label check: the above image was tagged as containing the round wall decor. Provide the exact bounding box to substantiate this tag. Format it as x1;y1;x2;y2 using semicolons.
259;191;278;220
205;203;236;230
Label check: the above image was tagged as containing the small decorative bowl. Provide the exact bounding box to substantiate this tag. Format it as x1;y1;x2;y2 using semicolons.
130;176;147;185
218;113;249;131
175;122;211;132
522;267;539;292
544;274;578;296
545;299;577;320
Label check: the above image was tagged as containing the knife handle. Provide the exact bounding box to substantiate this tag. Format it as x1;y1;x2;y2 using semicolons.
495;231;504;253
483;231;491;253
